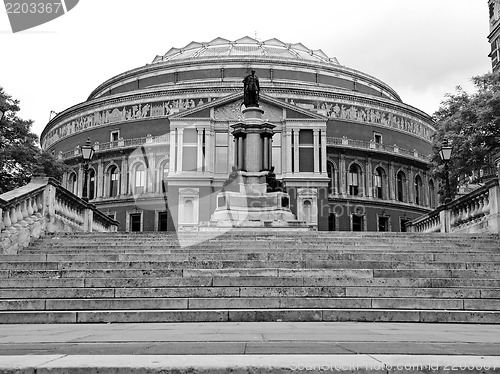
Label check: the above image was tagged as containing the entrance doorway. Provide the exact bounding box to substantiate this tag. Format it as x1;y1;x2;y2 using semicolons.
130;213;142;232
378;216;389;232
158;212;168;231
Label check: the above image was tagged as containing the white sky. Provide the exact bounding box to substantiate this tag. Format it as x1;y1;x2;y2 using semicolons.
0;0;492;139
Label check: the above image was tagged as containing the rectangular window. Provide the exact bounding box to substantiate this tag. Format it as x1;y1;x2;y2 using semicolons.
215;133;228;174
110;130;120;142
374;132;382;144
182;129;198;171
299;129;314;172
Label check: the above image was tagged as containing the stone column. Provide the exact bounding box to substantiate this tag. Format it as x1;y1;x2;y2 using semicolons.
423;172;429;207
285;129;292;174
263;136;269;170
77;164;83;198
207;129;214;173
293;129;300;173
237;136;244;170
177;128;184;172
61;172;68;190
339;154;346;196
121;156;128;196
389;162;395;200
169;129;177;172
366;157;373;198
148;153;156;193
228;129;235;169
409;166;415;203
97;158;104;198
321;130;327;174
197;127;203;171
313;129;320;173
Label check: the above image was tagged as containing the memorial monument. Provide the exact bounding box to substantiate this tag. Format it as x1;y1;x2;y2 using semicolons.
206;71;308;229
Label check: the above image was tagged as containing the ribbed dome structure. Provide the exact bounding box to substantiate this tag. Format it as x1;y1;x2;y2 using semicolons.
151;37;340;65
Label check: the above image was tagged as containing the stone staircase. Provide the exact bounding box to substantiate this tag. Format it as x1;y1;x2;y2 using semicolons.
0;231;500;324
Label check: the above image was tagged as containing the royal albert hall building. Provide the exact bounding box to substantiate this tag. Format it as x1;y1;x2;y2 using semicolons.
41;37;438;232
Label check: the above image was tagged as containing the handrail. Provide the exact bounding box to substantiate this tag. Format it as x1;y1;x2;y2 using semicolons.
0;177;118;254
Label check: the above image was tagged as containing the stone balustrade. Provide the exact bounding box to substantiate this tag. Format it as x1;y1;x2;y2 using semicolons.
0;177;118;254
326;136;431;163
408;178;500;234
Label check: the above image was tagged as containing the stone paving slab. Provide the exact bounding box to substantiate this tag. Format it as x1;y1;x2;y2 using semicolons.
1;354;500;373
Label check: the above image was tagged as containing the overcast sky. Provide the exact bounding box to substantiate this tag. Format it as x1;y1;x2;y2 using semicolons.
0;0;492;139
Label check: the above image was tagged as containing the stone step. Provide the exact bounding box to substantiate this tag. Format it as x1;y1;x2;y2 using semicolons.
1;286;494;299
4;267;500;279
8;252;500;263
1;297;500;311
0;308;499;324
3;276;500;289
3;260;500;271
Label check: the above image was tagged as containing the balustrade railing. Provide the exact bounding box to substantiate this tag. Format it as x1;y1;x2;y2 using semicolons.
408;178;499;234
327;136;430;162
59;134;170;160
0;177;118;254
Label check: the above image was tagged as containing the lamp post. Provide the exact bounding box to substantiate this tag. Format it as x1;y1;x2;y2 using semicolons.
439;138;453;204
81;138;95;202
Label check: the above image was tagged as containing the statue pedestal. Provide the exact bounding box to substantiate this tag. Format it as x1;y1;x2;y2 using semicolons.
202;105;310;231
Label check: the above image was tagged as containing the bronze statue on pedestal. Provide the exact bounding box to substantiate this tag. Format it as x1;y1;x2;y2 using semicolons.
243;70;260;107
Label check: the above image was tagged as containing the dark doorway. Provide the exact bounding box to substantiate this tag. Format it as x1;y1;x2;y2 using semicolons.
328;212;335;231
400;218;410;232
158;212;168;231
378;216;389;232
130;213;141;232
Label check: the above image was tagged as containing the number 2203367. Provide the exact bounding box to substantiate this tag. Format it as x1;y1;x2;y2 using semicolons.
5;2;63;14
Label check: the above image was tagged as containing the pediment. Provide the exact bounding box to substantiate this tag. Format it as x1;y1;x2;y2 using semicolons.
170;93;326;122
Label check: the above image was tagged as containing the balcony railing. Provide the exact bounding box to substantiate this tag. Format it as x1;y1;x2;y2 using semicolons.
59;134;170;160
327;136;431;162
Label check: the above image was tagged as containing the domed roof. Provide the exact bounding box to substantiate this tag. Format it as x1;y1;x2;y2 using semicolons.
152;36;340;65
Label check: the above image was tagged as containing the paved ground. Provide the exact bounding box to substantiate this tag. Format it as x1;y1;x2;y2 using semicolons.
0;322;499;373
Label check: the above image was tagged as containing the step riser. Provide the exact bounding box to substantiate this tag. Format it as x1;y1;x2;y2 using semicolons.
1;309;499;324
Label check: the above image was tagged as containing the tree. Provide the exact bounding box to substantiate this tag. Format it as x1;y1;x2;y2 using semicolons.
431;71;500;202
0;87;69;194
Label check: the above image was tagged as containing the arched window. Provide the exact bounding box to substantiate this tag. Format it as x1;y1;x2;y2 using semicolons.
348;164;361;196
88;169;95;200
327;162;336;195
67;173;77;194
135;164;145;194
374;167;385;199
429;179;436;209
109;166;119;197
414;175;423;205
397;171;406;202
